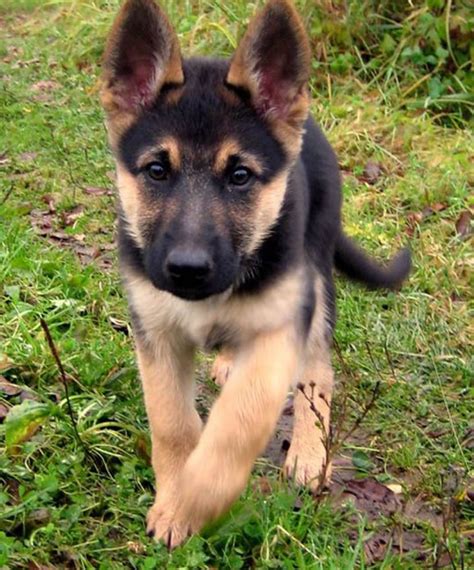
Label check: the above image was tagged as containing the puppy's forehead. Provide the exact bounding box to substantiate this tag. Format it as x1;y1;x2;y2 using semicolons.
118;58;285;173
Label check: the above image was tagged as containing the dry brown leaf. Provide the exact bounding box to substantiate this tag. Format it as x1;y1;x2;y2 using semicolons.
336;478;401;519
0;376;22;397
364;530;426;564
19;151;38;162
362;161;383;184
420;202;447;219
455;210;471;238
0;152;10;167
255;476;272;495
0;402;9;422
31;80;60;92
83;186;112;196
127;541;146;555
41;194;56;213
62;204;85;227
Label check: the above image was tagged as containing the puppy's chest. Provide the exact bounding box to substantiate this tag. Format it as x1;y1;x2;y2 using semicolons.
128;270;305;349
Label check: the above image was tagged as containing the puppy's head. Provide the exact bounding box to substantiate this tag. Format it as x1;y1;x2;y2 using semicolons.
101;0;311;301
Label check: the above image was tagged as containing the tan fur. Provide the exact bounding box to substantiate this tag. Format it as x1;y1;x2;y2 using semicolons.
101;0;333;550
100;102;134;149
116;162;145;248
226;0;311;159
101;0;184;141
137;136;181;171
123;264;305;347
284;274;334;490
137;342;202;495
211;347;234;386
245;169;290;256
270;88;311;160
146;323;303;548
213;139;264;177
116;158;181;249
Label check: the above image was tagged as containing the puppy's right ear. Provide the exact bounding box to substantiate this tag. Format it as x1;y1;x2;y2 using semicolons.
101;0;183;118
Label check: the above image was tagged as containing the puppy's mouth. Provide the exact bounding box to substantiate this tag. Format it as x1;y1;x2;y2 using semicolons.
164;284;220;301
153;277;234;302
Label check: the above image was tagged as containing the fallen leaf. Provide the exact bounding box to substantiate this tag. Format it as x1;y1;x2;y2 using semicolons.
109;316;129;335
352;450;374;473
337;478;401;519
255;476;272;495
20;389;39;402
5;477;20;504
61;204;84;227
363;531;389;565
83;186;112;196
0;151;11;167
362;161;383;184
27;563;58;570
0;403;9;422
364;530;426;564
30;208;115;270
0;354;14;373
127;541;145;555
135;434;151;463
455;210;471;238
30;209;54;233
41;194;56;213
435;551;455;568
0;376;22;396
404;497;443;529
5;400;54;453
31;80;60;92
386;483;403;495
26;508;50;529
18;151;38;162
48;230;73;241
405;203;448;236
462;426;474;449
420;202;447;219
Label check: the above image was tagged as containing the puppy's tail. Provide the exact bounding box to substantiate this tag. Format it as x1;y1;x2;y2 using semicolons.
335;232;411;290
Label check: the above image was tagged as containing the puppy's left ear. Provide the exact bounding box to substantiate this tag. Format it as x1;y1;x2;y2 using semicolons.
226;0;311;129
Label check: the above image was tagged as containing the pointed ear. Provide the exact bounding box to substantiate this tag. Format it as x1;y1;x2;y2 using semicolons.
101;0;183;115
226;0;311;126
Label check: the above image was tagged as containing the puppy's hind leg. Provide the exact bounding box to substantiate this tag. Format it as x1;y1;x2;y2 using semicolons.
284;276;334;491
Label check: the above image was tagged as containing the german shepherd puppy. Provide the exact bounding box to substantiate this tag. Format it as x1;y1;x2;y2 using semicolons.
101;0;410;548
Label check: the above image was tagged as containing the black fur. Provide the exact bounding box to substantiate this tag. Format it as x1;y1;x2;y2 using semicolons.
117;57;410;327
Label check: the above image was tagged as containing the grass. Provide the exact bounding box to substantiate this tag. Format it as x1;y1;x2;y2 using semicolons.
0;1;472;568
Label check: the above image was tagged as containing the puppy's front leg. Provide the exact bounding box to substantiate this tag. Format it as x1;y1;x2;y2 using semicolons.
136;338;202;535
152;325;302;548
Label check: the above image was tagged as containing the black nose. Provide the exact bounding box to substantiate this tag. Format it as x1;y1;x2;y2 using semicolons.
165;247;213;286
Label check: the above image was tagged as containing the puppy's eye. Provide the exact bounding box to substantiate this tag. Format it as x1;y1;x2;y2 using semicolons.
146;162;168;181
230;167;252;186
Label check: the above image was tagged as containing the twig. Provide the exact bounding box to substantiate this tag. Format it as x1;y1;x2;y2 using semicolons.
445;0;459;68
0;185;14;207
297;382;333;497
275;524;321;561
40;318;90;457
338;380;381;447
383;340;397;382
